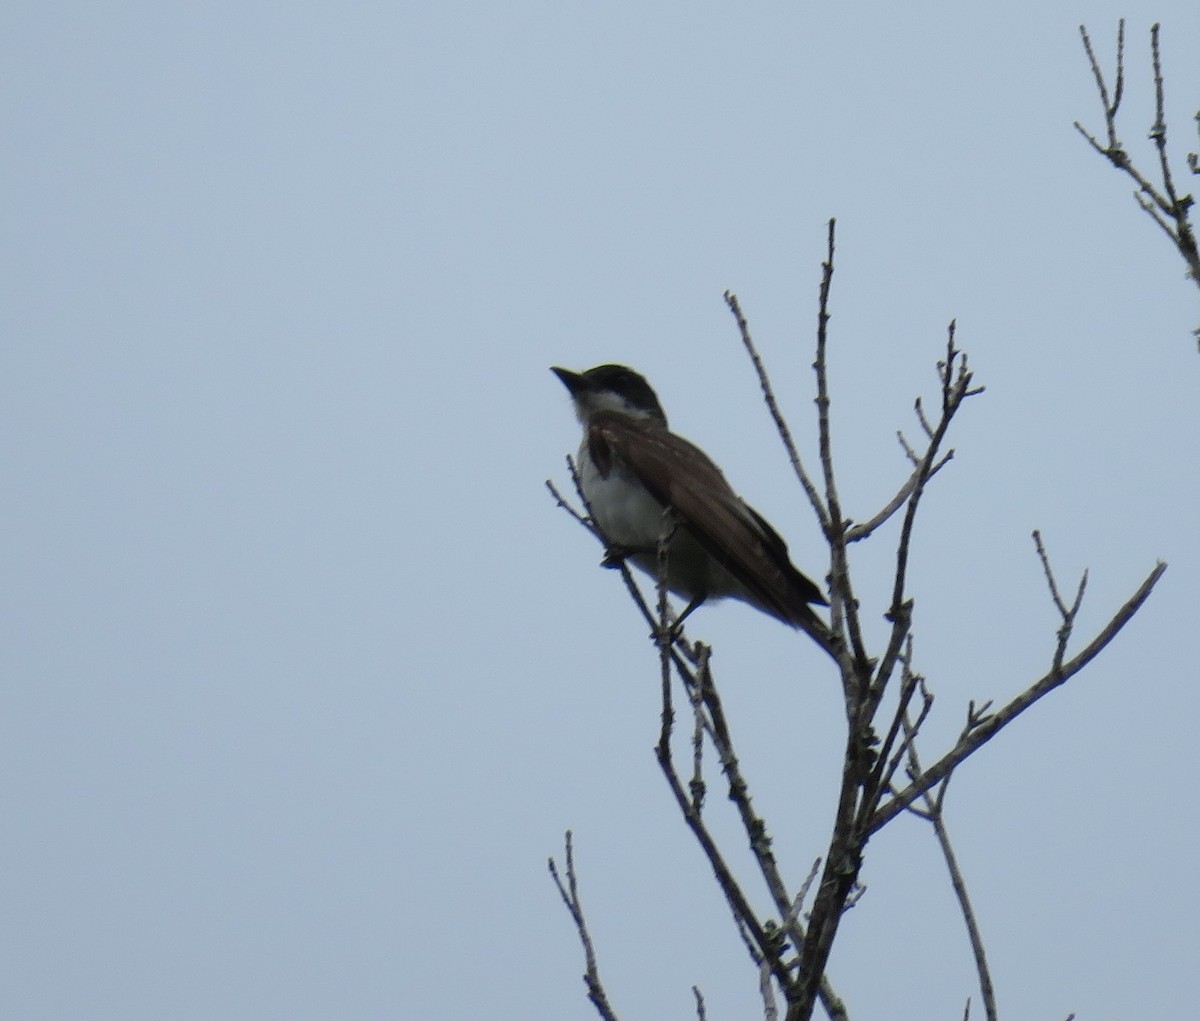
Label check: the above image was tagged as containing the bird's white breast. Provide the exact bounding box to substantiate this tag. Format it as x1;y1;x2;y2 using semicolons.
577;439;668;549
575;436;758;605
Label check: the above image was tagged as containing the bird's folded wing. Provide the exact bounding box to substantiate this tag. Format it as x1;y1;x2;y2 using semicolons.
588;413;826;619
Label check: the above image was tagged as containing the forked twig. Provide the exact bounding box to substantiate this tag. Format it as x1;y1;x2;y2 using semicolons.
845;449;954;543
1032;530;1088;673
548;832;621;1021
872;558;1166;833
1075;20;1200;339
903;734;998;1021
725;289;829;531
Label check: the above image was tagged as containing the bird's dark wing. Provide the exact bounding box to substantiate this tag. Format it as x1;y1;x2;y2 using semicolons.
588;412;827;625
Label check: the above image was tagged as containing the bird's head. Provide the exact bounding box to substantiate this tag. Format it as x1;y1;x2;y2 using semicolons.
551;364;668;428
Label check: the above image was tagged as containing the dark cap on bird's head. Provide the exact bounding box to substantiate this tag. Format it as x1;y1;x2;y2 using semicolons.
551;365;668;427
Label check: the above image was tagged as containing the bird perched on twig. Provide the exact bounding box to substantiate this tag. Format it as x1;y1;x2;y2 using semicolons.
552;364;834;650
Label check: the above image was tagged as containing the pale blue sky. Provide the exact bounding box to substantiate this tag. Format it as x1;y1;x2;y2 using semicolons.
3;3;1198;1019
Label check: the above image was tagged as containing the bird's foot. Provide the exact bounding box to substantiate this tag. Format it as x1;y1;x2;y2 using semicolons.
650;618;687;649
600;543;649;569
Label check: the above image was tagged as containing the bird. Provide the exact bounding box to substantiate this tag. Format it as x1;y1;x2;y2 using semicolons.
552;363;834;647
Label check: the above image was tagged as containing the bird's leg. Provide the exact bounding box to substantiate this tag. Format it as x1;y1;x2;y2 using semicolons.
673;593;707;629
651;592;706;648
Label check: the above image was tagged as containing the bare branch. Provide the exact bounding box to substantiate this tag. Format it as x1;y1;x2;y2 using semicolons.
1189;108;1199;175
896;429;920;466
864;641;935;823
725;289;829;531
1078;21;1125;148
651;631;852;1019
787;323;985;1021
1076;20;1200;324
545;475;597;536
760;958;779;1021
814;220;842;522
809;219;871;677
846;449;954;544
649;641;818;994
791;858;823;925
549;832;621;1021
866;325;982;720
689;650;815;978
914;396;935;440
871;559;1167;833
654;731;788;987
1148;24;1185;214
904;737;998;1021
818;985;851;1021
1032;529;1074;617
655;513;682;760
692;986;707;1021
1032;531;1089;673
689;662;706;812
1136;190;1191;245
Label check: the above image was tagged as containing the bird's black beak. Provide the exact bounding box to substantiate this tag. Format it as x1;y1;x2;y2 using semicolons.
550;366;587;395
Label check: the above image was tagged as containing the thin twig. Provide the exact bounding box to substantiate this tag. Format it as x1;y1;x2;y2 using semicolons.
1075;20;1200;318
861;638;934;827
904;735;998;1021
548;832;621;1021
691;650;807;966
914;396;935;441
871;559;1166;833
689;661;706;812
1078;22;1124;148
546;476;597;536
552;460;708;711
787;730;866;1020
1031;530;1088;673
1149;25;1182;212
654;735;789;988
789;855;851;1021
656;513;680;758
845;451;954;543
866;326;982;724
725;289;829;531
787;324;983;1021
650;639;804;992
654;629;850;1015
880;673;934;799
809;220;870;681
1189;108;1199;175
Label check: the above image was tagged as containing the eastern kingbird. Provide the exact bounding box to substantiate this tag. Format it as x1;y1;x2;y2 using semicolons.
553;364;834;646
